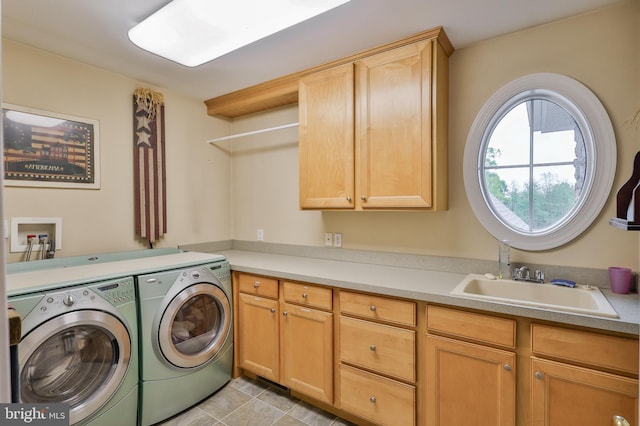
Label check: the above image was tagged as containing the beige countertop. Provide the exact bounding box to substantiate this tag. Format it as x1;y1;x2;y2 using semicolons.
217;249;640;335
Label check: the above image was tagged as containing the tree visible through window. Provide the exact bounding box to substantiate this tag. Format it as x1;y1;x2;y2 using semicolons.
481;99;586;233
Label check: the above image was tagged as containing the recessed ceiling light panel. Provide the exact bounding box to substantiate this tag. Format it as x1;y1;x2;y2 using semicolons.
128;0;351;67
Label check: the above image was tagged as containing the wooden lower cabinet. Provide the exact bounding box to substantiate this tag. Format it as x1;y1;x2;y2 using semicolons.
425;334;516;426
531;358;638;425
338;291;417;425
340;364;415;426
237;292;280;381
281;302;333;404
235;273;335;406
236;274;639;426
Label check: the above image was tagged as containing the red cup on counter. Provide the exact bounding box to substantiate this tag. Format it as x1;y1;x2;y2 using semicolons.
608;267;632;294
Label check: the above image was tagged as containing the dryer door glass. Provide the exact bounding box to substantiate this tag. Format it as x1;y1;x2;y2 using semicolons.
19;311;131;425
160;283;231;368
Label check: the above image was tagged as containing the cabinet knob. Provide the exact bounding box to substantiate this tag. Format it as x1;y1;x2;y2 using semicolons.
283;311;288;316
370;305;376;312
253;281;260;288
613;415;630;426
270;308;276;313
534;371;543;380
302;293;308;298
361;195;367;202
346;196;352;202
369;396;376;403
370;345;376;351
503;364;512;372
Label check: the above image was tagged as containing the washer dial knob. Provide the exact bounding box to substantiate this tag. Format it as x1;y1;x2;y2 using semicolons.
62;294;76;307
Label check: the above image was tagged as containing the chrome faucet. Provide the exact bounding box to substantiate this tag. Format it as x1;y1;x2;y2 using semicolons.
512;266;545;283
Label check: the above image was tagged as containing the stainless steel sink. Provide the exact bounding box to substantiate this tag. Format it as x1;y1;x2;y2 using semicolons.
450;274;618;318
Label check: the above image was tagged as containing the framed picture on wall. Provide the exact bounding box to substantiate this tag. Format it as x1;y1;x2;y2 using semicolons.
2;104;100;189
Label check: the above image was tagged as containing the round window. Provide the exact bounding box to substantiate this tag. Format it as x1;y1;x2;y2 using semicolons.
464;73;616;250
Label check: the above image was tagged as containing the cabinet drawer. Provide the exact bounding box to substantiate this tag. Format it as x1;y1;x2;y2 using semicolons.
340;316;415;382
340;291;415;326
282;281;332;310
237;273;279;299
340;364;415;426
427;305;516;349
531;323;639;375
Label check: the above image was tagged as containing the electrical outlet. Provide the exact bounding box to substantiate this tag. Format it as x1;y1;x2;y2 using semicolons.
334;233;342;248
324;232;333;246
257;228;264;241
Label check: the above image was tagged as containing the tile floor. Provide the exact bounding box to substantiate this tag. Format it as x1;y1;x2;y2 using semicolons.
158;376;356;426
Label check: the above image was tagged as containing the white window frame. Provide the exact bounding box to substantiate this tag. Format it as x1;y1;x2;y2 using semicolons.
463;73;616;250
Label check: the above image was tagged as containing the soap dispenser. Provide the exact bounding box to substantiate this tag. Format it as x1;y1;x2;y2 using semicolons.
498;240;510;279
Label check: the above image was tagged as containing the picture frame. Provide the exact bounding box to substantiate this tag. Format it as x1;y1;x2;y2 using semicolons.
2;103;100;189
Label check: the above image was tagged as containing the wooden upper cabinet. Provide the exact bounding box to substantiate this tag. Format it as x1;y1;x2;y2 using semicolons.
356;40;436;209
299;35;449;211
299;63;355;209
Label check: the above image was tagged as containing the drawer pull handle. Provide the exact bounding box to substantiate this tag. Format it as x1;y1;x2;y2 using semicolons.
613;415;630;426
253;281;260;288
302;293;308;298
370;305;376;312
369;396;376;403
503;364;512;372
534;371;543;380
283;311;288;316
346;196;352;202
370;345;376;351
270;308;276;313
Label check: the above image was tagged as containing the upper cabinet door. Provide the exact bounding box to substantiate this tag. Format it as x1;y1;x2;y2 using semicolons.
298;32;449;211
299;63;355;209
356;40;434;209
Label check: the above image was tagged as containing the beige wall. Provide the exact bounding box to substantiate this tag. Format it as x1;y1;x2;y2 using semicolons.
2;2;638;271
2;40;233;262
230;1;640;270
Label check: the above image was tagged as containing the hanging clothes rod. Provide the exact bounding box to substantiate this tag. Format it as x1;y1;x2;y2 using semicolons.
207;122;299;144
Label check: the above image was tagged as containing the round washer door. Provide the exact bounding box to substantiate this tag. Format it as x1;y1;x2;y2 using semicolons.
19;310;131;425
158;283;231;368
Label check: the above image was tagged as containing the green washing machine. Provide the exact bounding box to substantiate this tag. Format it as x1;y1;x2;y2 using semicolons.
8;274;139;426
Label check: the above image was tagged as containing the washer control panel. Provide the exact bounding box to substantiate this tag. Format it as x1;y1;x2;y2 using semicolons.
95;277;136;305
31;276;135;319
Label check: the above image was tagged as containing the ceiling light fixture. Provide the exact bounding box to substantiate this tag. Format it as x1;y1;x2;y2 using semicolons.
128;0;351;67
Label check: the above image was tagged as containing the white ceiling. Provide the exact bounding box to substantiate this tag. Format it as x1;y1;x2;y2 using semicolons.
2;0;621;102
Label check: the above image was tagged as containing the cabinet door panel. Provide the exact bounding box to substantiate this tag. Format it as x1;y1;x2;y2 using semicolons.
299;63;355;209
281;303;333;404
531;357;638;426
425;334;515;426
238;293;279;381
357;41;433;209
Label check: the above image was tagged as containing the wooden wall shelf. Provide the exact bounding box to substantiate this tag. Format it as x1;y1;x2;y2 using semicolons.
204;26;454;119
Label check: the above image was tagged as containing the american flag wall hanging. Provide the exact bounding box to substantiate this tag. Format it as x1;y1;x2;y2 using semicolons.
133;88;167;243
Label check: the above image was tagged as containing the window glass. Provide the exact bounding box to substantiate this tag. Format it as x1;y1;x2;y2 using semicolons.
482;98;586;233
